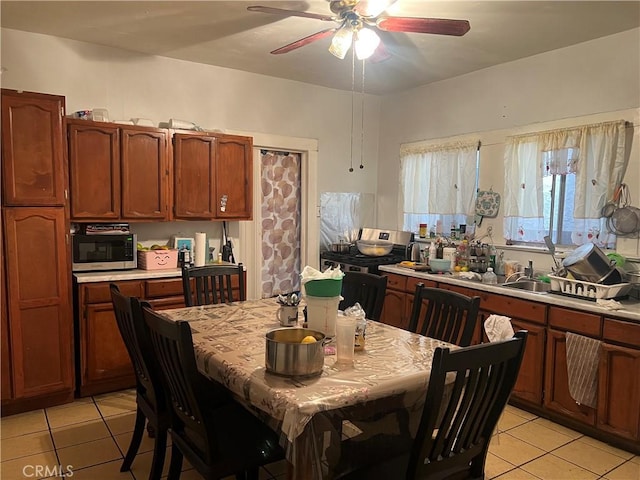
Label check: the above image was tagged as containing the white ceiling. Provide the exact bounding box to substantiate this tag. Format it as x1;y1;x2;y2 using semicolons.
2;1;639;95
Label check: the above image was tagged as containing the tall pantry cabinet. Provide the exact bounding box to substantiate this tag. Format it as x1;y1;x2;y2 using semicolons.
1;89;74;415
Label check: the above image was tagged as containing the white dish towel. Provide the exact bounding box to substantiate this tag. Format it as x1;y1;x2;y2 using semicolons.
484;314;515;342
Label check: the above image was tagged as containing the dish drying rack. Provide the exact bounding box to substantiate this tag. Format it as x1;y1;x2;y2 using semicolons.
548;275;632;300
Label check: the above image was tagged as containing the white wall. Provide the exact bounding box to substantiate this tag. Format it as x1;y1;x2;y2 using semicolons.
3;27;640;261
377;28;640;258
0;28;381;204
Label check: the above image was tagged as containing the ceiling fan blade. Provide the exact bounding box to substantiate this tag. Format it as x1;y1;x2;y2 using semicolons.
271;28;338;54
377;17;471;36
354;0;398;18
368;41;392;63
247;5;335;22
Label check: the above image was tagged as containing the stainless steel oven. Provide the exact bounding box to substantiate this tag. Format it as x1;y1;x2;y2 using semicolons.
320;228;413;275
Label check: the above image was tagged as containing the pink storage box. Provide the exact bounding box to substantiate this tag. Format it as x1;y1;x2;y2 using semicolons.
138;250;178;270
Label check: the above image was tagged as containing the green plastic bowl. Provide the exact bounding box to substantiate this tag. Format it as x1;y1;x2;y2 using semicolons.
606;252;626;267
304;279;343;297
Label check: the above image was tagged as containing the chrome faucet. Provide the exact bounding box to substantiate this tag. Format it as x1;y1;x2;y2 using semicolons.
524;260;534;279
504;271;528;283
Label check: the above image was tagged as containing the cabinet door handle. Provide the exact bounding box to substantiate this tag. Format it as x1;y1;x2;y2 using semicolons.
220;194;228;212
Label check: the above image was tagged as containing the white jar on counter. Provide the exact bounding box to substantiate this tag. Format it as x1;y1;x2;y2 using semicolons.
443;247;457;270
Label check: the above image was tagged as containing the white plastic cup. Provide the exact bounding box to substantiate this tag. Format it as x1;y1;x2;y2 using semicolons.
335;315;356;364
305;295;340;337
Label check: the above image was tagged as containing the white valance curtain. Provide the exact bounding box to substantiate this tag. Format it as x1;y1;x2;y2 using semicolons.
503;120;627;246
399;140;478;233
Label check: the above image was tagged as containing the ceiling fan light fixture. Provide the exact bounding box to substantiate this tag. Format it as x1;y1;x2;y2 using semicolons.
355;27;380;60
329;25;354;59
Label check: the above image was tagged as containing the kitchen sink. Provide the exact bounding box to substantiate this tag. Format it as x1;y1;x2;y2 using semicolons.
501;279;551;293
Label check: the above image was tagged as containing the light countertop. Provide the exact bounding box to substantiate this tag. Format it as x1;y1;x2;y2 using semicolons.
73;262;242;284
379;265;640;323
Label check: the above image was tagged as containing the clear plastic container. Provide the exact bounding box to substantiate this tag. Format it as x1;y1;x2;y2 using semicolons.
482;267;498;285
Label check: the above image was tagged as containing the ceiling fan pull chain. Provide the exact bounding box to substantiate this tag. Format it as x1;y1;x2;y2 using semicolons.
360;59;365;169
349;48;356;172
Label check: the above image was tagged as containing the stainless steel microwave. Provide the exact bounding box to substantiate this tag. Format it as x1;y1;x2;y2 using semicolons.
72;234;137;272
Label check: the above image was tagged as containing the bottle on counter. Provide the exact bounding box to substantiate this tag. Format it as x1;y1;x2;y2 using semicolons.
489;245;497;270
456;240;469;269
419;223;427;238
429;241;437;262
495;251;505;275
482;267;498;285
436;241;444;259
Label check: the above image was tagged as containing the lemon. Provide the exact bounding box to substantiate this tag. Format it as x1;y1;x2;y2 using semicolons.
461;266;469;272
301;335;317;344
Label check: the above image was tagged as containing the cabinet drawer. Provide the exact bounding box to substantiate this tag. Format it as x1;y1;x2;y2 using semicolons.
478;292;546;324
439;283;473;297
406;276;436;293
145;278;184;299
82;281;143;304
549;307;601;337
603;318;640;348
147;296;186;310
385;273;407;292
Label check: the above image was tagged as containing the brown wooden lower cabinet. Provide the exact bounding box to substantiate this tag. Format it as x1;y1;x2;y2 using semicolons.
77;280;143;397
544;328;597;425
473;289;546;406
380;271;640;454
76;272;245;397
380;288;406;329
380;273;437;331
2;207;74;414
76;277;189;396
597;342;640;442
509;319;545;405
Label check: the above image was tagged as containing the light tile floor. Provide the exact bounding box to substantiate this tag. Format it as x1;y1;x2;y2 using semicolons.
1;391;638;479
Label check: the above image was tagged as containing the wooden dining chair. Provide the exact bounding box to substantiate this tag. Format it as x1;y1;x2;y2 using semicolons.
408;284;481;346
141;305;285;480
181;263;245;306
339;271;388;321
109;284;170;480
336;331;528;480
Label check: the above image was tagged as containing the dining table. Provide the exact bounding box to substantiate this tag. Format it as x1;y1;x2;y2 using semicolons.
158;298;457;479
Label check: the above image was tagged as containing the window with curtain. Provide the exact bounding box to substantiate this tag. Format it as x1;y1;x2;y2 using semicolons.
503;120;627;248
399;140;479;235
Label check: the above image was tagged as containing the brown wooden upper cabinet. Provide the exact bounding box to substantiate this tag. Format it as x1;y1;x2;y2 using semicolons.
173;131;253;220
67;119;169;221
1;90;66;206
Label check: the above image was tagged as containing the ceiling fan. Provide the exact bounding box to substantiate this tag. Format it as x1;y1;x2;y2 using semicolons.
247;0;470;60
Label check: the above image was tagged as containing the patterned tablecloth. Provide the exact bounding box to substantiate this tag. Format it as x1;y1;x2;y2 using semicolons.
159;298;455;444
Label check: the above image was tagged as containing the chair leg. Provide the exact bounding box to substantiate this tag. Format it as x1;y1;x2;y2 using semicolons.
167;444;184;480
121;407;146;472
244;467;260;480
148;427;168;480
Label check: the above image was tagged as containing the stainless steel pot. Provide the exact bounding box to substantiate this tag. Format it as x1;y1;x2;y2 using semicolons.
599;266;626;286
331;242;351;253
562;243;615;283
265;328;325;377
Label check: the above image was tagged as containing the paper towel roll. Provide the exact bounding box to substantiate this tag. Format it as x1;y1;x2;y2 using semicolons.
194;232;207;267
